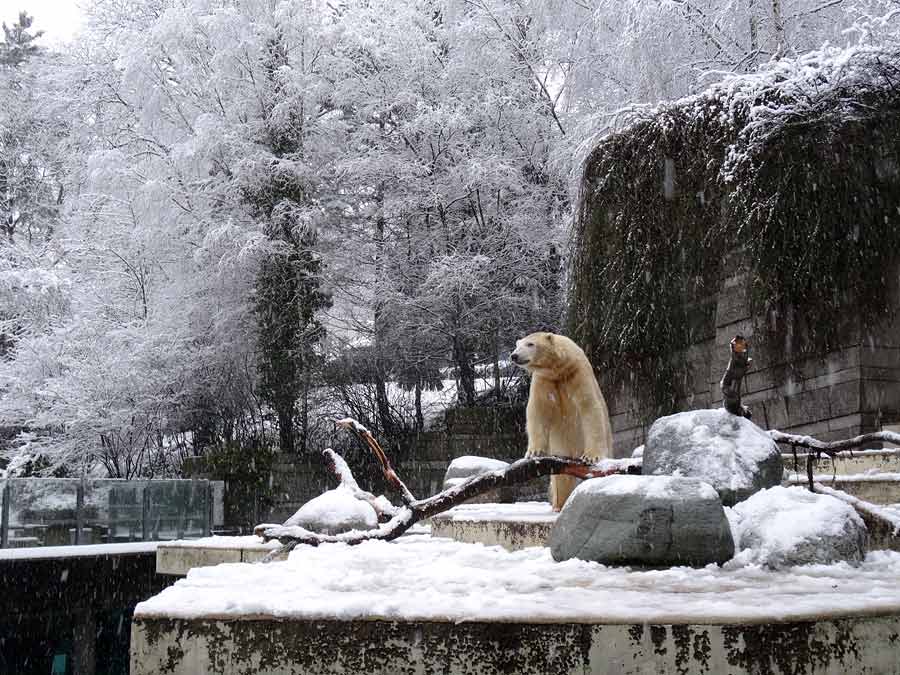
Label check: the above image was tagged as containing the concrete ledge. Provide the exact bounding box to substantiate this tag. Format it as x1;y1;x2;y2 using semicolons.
131;615;900;675
156;537;284;575
431;502;557;550
782;449;900;476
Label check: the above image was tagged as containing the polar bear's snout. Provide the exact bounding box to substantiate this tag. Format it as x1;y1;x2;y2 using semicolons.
510;339;535;367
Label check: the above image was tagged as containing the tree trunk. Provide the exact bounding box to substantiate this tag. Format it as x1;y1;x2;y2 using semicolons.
277;405;295;454
453;336;477;406
414;380;424;432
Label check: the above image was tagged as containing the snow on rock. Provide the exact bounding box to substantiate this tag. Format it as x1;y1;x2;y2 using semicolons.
444;456;509;483
283;487;378;535
550;475;733;567
134;535;900;625
643;408;782;506
631;445;644;458
443;455;513;503
726;486;868;569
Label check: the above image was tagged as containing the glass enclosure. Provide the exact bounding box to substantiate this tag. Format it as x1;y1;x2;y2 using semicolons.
0;478;216;548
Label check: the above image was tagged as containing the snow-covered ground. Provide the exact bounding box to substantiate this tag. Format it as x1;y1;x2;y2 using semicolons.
135;535;900;624
0;541;159;560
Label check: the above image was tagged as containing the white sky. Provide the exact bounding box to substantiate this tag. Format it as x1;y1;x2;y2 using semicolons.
1;0;84;47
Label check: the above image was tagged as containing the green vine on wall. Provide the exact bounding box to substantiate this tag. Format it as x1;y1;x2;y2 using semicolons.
569;47;900;422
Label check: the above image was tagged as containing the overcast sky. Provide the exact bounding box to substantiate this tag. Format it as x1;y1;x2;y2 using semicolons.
1;0;84;47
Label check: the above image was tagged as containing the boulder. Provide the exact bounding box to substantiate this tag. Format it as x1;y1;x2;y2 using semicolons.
443;456;514;503
550;475;734;566
283;487;378;535
642;408;782;506
727;486;868;568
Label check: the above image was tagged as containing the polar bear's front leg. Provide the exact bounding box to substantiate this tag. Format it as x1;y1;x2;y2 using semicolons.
577;393;614;462
525;383;551;457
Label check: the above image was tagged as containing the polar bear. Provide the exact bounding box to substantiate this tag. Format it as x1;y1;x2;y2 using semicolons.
511;332;614;511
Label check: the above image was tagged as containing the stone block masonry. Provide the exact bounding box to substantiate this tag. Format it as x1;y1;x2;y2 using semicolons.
606;266;900;457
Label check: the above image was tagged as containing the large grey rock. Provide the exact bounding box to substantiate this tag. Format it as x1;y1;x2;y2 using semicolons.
550;475;734;566
643;408;782;506
728;486;868;568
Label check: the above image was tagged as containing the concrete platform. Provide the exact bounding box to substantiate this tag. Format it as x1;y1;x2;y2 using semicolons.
430;502;557;551
131;614;900;675
156;536;284;575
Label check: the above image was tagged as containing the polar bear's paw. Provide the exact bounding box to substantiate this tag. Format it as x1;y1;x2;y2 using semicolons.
579;450;602;463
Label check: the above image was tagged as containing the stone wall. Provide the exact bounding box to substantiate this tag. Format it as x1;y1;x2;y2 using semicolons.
606;257;900;457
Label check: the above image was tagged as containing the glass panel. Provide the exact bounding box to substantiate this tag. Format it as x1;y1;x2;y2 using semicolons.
8;478;79;547
145;480;208;541
83;479;145;544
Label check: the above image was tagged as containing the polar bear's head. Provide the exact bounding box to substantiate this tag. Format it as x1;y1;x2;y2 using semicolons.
511;332;561;372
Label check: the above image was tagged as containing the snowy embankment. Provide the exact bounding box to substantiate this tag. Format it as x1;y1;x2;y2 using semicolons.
135;534;900;625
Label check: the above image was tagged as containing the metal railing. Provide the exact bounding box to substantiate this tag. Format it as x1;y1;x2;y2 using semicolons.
0;478;221;548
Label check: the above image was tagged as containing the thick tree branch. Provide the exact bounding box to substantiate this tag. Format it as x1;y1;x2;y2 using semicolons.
255;421;639;549
769;429;900;455
335;418;417;505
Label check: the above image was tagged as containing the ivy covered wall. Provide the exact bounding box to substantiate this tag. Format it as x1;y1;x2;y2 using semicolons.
569;46;900;455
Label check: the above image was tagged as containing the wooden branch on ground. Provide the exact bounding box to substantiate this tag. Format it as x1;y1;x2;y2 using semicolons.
720;334;752;419
334;418;417;506
255;419;640;550
769;429;900;490
769;429;900;455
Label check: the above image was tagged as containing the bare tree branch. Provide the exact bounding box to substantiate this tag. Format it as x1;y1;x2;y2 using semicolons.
255;418;639;549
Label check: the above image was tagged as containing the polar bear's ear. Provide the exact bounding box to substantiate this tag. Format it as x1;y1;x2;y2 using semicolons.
545;334;554;342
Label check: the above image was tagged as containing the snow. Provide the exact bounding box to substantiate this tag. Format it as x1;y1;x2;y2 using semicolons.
813;483;900;536
134;535;900;624
283;486;378;534
325;448;360;490
787;472;900;483
162;536;281;550
0;541;159;560
726;486;865;568
437;501;557;523
576;474;720;501
446;456;510;474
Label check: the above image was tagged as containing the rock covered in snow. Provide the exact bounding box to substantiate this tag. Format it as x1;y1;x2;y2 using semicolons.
443;455;515;503
550;475;734;567
727;486;868;569
642;408;782;506
631;445;644;458
283;487;378;535
444;455;509;484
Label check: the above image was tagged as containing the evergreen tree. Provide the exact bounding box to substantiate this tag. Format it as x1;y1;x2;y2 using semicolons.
0;11;43;67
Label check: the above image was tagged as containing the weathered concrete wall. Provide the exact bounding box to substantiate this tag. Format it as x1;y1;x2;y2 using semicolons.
0;547;174;675
131;615;900;675
606;262;900;457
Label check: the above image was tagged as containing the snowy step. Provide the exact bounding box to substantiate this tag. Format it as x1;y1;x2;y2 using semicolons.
785;473;900;505
781;448;900;476
156;536;285;575
430;502;557;551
